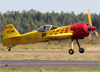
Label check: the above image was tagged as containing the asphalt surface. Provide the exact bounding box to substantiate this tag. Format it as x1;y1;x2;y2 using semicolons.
0;60;100;68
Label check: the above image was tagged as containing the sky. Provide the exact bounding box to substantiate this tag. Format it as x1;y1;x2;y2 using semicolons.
0;0;100;14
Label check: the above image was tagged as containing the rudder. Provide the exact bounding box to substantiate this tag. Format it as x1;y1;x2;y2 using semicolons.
3;24;20;39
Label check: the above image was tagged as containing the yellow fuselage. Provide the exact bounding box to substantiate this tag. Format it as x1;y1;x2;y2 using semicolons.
3;24;73;47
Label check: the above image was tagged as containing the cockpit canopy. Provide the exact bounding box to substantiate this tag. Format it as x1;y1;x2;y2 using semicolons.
37;25;58;32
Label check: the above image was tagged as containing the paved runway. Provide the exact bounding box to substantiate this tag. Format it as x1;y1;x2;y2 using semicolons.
0;60;100;68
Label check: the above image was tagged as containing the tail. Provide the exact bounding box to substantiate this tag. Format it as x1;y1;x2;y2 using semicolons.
3;24;20;39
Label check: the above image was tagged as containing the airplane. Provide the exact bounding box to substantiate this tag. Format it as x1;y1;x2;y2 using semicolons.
2;11;99;54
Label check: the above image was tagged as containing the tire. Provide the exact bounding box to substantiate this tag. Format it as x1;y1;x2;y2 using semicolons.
69;49;74;54
79;48;84;53
8;47;11;51
8;49;11;51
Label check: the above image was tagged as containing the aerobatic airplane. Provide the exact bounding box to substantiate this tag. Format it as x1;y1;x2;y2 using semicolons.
2;11;99;54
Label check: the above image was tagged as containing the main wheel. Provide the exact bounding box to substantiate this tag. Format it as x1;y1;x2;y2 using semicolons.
79;48;84;53
69;49;74;54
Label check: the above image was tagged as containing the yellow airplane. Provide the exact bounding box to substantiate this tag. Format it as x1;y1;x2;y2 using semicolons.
2;11;99;54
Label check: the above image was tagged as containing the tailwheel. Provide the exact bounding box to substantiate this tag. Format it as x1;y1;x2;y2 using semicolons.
69;49;74;55
8;47;11;51
79;48;84;53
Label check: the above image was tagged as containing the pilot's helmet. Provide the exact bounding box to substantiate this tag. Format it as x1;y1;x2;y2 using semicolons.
44;26;46;29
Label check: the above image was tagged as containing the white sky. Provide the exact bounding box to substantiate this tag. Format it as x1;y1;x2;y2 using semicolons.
0;0;100;14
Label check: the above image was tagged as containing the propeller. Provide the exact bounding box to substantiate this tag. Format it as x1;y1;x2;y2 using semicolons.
88;10;99;40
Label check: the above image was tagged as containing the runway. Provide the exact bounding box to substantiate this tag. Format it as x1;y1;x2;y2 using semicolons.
0;60;100;68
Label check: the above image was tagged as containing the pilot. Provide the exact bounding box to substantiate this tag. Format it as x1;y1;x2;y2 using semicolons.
44;26;47;31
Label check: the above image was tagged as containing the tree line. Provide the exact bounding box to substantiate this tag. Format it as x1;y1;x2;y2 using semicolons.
0;9;100;34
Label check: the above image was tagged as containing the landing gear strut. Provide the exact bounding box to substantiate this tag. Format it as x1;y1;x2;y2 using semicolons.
76;39;84;53
69;39;74;54
68;39;85;55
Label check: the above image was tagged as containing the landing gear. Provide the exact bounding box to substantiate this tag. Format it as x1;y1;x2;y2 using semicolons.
79;48;84;53
76;39;85;53
69;49;74;54
68;39;85;55
8;47;11;51
68;39;74;55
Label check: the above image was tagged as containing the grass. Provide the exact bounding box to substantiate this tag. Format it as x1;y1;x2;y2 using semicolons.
0;38;100;60
0;68;100;72
0;53;100;60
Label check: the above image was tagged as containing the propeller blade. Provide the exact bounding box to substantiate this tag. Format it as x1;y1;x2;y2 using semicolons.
94;30;99;37
89;31;92;40
89;34;91;40
88;10;92;26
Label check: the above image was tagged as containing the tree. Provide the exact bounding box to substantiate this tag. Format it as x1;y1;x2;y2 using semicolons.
0;9;99;34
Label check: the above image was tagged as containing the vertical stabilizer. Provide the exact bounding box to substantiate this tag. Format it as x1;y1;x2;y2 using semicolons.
3;24;20;38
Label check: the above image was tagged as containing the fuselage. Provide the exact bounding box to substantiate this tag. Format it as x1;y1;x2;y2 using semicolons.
71;23;89;39
3;23;96;46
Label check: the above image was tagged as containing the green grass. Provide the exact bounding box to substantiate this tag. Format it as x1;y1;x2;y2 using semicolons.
0;68;100;72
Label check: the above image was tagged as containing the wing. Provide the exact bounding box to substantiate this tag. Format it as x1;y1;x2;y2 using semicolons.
46;33;73;39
